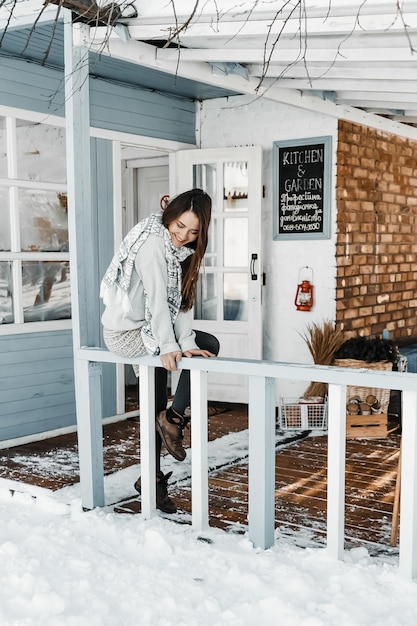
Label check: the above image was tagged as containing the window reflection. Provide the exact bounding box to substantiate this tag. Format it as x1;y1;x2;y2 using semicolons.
195;272;216;320
224;162;248;212
22;261;71;322
0;117;6;178
0;186;10;251
19;189;68;252
204;217;217;267
224;273;248;321
0;262;13;324
193;163;217;212
193;163;218;320
16;121;66;184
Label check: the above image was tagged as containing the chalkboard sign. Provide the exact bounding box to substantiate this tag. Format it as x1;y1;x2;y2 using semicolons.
272;136;332;240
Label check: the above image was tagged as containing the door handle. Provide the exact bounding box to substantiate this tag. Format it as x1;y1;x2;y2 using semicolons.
250;253;258;280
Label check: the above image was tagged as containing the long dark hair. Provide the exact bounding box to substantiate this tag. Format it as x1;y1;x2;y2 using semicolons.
162;188;212;311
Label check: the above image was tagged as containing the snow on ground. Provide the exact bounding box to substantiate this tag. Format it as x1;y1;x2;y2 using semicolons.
0;430;417;626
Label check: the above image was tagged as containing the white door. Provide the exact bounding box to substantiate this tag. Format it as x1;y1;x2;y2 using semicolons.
171;146;263;402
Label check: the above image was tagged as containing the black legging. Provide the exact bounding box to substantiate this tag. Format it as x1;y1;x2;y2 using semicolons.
154;330;220;470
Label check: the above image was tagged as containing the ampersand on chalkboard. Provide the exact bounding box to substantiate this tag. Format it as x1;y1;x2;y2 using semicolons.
273;136;331;240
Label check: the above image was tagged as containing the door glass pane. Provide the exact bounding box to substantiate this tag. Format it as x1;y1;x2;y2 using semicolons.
224;273;248;321
0;261;13;324
0;117;6;178
194;164;218;318
19;189;68;252
0;186;10;251
16;120;67;184
224;217;248;267
204;217;217;267
22;261;71;322
195;272;216;320
193;163;217;210
224;161;248;212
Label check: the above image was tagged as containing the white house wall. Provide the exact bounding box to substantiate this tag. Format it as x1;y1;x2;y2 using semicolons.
199;95;338;398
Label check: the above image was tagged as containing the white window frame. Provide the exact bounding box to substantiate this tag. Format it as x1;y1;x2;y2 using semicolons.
0;112;70;335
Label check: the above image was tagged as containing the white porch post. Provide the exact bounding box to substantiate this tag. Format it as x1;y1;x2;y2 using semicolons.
248;375;275;549
139;365;156;518
76;360;105;509
64;12;104;508
191;369;209;531
398;390;417;579
326;382;347;560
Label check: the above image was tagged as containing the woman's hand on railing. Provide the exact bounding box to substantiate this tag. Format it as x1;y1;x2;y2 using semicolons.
183;348;216;359
160;348;215;370
160;351;182;370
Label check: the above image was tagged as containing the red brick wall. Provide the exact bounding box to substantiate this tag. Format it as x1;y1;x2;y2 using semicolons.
336;121;417;342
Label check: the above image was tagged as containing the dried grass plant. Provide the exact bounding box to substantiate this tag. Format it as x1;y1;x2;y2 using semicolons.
300;320;345;398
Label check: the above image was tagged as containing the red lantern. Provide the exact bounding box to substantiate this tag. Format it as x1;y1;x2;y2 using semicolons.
295;267;314;311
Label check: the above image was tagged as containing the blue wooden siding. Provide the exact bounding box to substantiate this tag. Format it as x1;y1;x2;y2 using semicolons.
0;330;75;441
0;56;65;117
0;50;200;440
0;56;197;143
89;76;196;143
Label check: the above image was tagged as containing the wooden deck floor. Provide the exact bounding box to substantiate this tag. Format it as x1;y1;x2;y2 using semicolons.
0;403;401;555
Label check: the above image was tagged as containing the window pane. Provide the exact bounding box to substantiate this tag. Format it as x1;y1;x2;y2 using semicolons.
204;217;217;267
16;121;66;184
0;261;13;324
0;186;11;251
195;272;217;320
224;217;248;267
224;273;248;321
22;261;71;322
19;189;68;252
193;163;217;211
224;161;248;212
0;117;6;178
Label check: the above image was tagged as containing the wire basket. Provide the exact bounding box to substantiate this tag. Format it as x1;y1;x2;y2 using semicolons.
279;397;328;431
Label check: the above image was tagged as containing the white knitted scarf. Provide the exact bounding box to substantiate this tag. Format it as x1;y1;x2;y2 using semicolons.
100;211;193;354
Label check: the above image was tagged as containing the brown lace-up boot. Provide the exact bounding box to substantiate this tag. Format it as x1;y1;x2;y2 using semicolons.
134;471;177;514
156;409;187;461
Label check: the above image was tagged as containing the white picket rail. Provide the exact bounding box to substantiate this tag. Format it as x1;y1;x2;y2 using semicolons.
75;347;417;580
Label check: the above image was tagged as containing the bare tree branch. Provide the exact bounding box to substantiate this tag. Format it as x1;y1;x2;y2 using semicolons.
164;0;200;47
255;0;303;92
0;0;18;47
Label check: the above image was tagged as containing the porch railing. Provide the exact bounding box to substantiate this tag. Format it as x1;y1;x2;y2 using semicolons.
75;347;417;580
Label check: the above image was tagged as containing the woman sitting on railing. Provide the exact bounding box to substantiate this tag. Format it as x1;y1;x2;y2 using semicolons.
100;189;219;514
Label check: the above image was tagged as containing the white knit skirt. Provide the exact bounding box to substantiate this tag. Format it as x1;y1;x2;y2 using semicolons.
103;328;147;377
